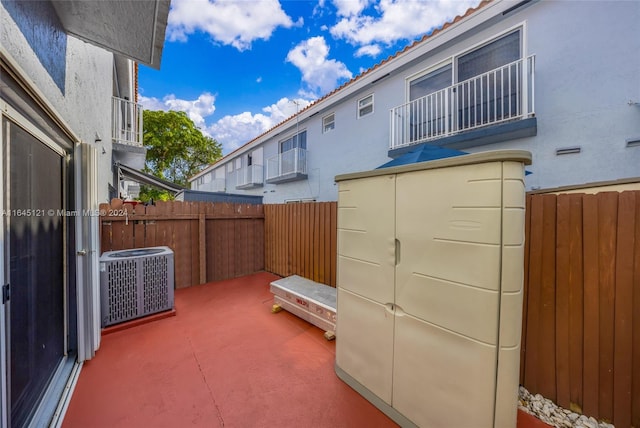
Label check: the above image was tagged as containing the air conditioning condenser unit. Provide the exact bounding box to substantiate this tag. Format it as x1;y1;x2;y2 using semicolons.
99;246;175;327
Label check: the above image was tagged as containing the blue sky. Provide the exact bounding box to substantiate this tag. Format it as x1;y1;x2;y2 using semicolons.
139;0;481;155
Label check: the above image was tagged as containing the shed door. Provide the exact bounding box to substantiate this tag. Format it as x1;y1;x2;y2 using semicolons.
336;174;396;404
393;162;504;427
6;122;66;427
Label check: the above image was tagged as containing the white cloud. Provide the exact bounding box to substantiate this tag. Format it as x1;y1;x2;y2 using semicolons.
330;0;481;47
167;0;294;50
139;92;216;129
355;44;382;57
333;0;371;17
313;0;327;17
286;36;353;97
205;111;272;153
262;97;312;122
206;97;312;153
139;92;313;154
137;95;167;112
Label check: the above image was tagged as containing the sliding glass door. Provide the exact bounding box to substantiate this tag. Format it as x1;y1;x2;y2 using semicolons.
5;120;66;427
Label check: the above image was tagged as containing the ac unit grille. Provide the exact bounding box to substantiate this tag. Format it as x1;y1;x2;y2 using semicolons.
143;256;170;313
100;247;175;327
107;259;139;323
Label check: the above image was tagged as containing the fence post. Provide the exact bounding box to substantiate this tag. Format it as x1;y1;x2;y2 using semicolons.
199;211;207;284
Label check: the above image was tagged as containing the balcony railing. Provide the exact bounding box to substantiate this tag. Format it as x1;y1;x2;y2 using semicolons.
236;165;264;189
196;177;226;193
112;96;143;146
390;55;535;150
266;148;308;184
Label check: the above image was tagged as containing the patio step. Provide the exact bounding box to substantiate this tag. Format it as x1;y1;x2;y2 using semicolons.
270;275;337;340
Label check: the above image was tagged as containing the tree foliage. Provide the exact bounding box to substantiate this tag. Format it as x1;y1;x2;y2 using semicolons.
140;110;221;201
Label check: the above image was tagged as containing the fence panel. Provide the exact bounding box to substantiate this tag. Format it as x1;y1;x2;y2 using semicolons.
100;200;264;289
521;191;640;428
264;202;337;287
98;192;640;426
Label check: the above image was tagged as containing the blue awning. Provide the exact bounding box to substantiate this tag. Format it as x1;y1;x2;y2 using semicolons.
377;144;467;169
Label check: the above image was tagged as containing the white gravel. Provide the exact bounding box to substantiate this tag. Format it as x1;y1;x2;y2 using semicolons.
518;386;615;428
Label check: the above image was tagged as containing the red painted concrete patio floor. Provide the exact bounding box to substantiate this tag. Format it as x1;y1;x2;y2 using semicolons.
63;272;550;428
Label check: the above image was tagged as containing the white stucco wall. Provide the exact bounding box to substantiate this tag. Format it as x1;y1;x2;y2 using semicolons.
461;0;640;190
196;0;640;203
1;0;115;202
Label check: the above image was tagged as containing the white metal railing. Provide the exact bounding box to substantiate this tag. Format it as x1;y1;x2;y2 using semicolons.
390;55;535;150
266;148;307;181
198;177;226;192
112;96;143;146
236;165;264;187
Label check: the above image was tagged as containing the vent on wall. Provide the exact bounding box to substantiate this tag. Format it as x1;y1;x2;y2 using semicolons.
626;138;640;147
99;246;175;327
556;146;581;155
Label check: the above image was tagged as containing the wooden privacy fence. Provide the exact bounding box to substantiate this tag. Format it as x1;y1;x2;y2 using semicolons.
264;202;337;287
98;194;640;426
263;195;640;426
100;200;264;288
521;191;640;428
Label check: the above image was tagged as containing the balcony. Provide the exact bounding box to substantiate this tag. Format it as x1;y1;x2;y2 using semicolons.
390;55;536;152
201;177;226;193
236;165;264;189
266;148;308;184
112;96;143;147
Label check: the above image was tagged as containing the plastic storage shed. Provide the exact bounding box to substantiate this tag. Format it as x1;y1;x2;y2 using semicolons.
334;150;532;428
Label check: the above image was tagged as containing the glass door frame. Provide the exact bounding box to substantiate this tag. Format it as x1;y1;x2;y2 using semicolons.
1;103;71;428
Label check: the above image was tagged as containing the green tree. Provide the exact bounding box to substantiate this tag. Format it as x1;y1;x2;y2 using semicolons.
140;110;222;201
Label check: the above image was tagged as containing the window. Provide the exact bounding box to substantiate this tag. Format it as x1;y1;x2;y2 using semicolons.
215;167;227;192
457;30;520;82
358;94;374;118
279;130;306;153
409;64;452;139
456;30;521;128
409;64;452;102
409;30;521;100
322;113;335;133
235;158;242;169
406;29;522;138
247;153;253;166
252;147;264;166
